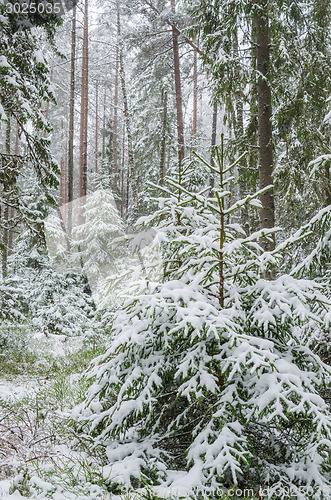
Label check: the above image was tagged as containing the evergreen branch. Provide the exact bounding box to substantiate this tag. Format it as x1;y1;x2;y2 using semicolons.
140;0;202;55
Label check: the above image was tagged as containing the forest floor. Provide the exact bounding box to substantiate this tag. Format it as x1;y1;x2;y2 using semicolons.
0;329;199;500
0;327;258;500
0;328;118;499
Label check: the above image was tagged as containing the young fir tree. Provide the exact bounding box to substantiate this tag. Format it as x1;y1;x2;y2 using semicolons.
76;144;331;497
68;189;125;308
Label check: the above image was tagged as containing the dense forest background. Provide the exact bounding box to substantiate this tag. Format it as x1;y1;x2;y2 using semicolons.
0;0;330;499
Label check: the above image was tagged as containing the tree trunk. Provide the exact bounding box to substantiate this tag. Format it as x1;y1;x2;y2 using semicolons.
192;49;198;150
64;140;68;205
60;119;65;206
8;123;18;256
43;69;53;138
234;31;249;231
324;162;331;207
102;87;106;163
118;4;138;217
170;0;185;161
79;0;89;200
113;42;119;195
68;5;76;236
209;102;217;192
95;80;99;175
256;1;275;252
121;123;125;219
2;114;11;278
159;89;167;186
236;93;249;231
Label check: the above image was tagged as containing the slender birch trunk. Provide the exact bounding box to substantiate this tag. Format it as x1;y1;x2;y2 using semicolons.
117;3;138;216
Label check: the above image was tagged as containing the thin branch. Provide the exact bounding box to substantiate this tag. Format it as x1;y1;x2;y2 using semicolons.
141;0;202;55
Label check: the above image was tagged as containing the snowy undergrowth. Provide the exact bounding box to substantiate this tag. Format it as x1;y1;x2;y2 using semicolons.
0;325;113;499
0;326;204;500
0;325;255;499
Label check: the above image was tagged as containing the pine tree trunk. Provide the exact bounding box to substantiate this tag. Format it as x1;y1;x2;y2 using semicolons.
95;80;99;175
60;119;65;206
121;123;125;219
256;1;275;251
64;140;68;205
248;17;260;233
192;49;198;150
236;94;249;231
102;87;106;162
170;0;185;161
159;89;167;186
234;30;249;232
68;5;76;236
79;0;89;200
8;123;18;256
43;69;53;138
2;114;11;278
209;102;217;191
113;42;119;195
324;162;331;207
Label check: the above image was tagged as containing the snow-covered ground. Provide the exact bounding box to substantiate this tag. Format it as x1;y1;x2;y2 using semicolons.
0;333;194;499
0;333;108;499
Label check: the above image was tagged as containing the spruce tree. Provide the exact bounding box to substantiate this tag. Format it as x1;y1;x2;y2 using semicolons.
76;149;331;497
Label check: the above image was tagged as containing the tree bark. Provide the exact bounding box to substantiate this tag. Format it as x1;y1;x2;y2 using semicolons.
43;69;53;138
64;140;68;205
256;0;275;251
8;123;18;256
159;89;167;186
113;41;119;194
102;87;106;163
118;4;138;217
68;5;76;236
170;0;185;161
192;49;198;150
79;0;89;200
209;102;217;191
121;123;125;219
60;119;65;206
234;30;249;231
324;162;331;207
95;80;99;175
2;114;11;278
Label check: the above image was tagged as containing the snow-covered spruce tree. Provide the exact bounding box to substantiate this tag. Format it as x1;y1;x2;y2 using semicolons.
277;203;331;366
76;144;331;497
9;227;96;337
69;189;125;309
